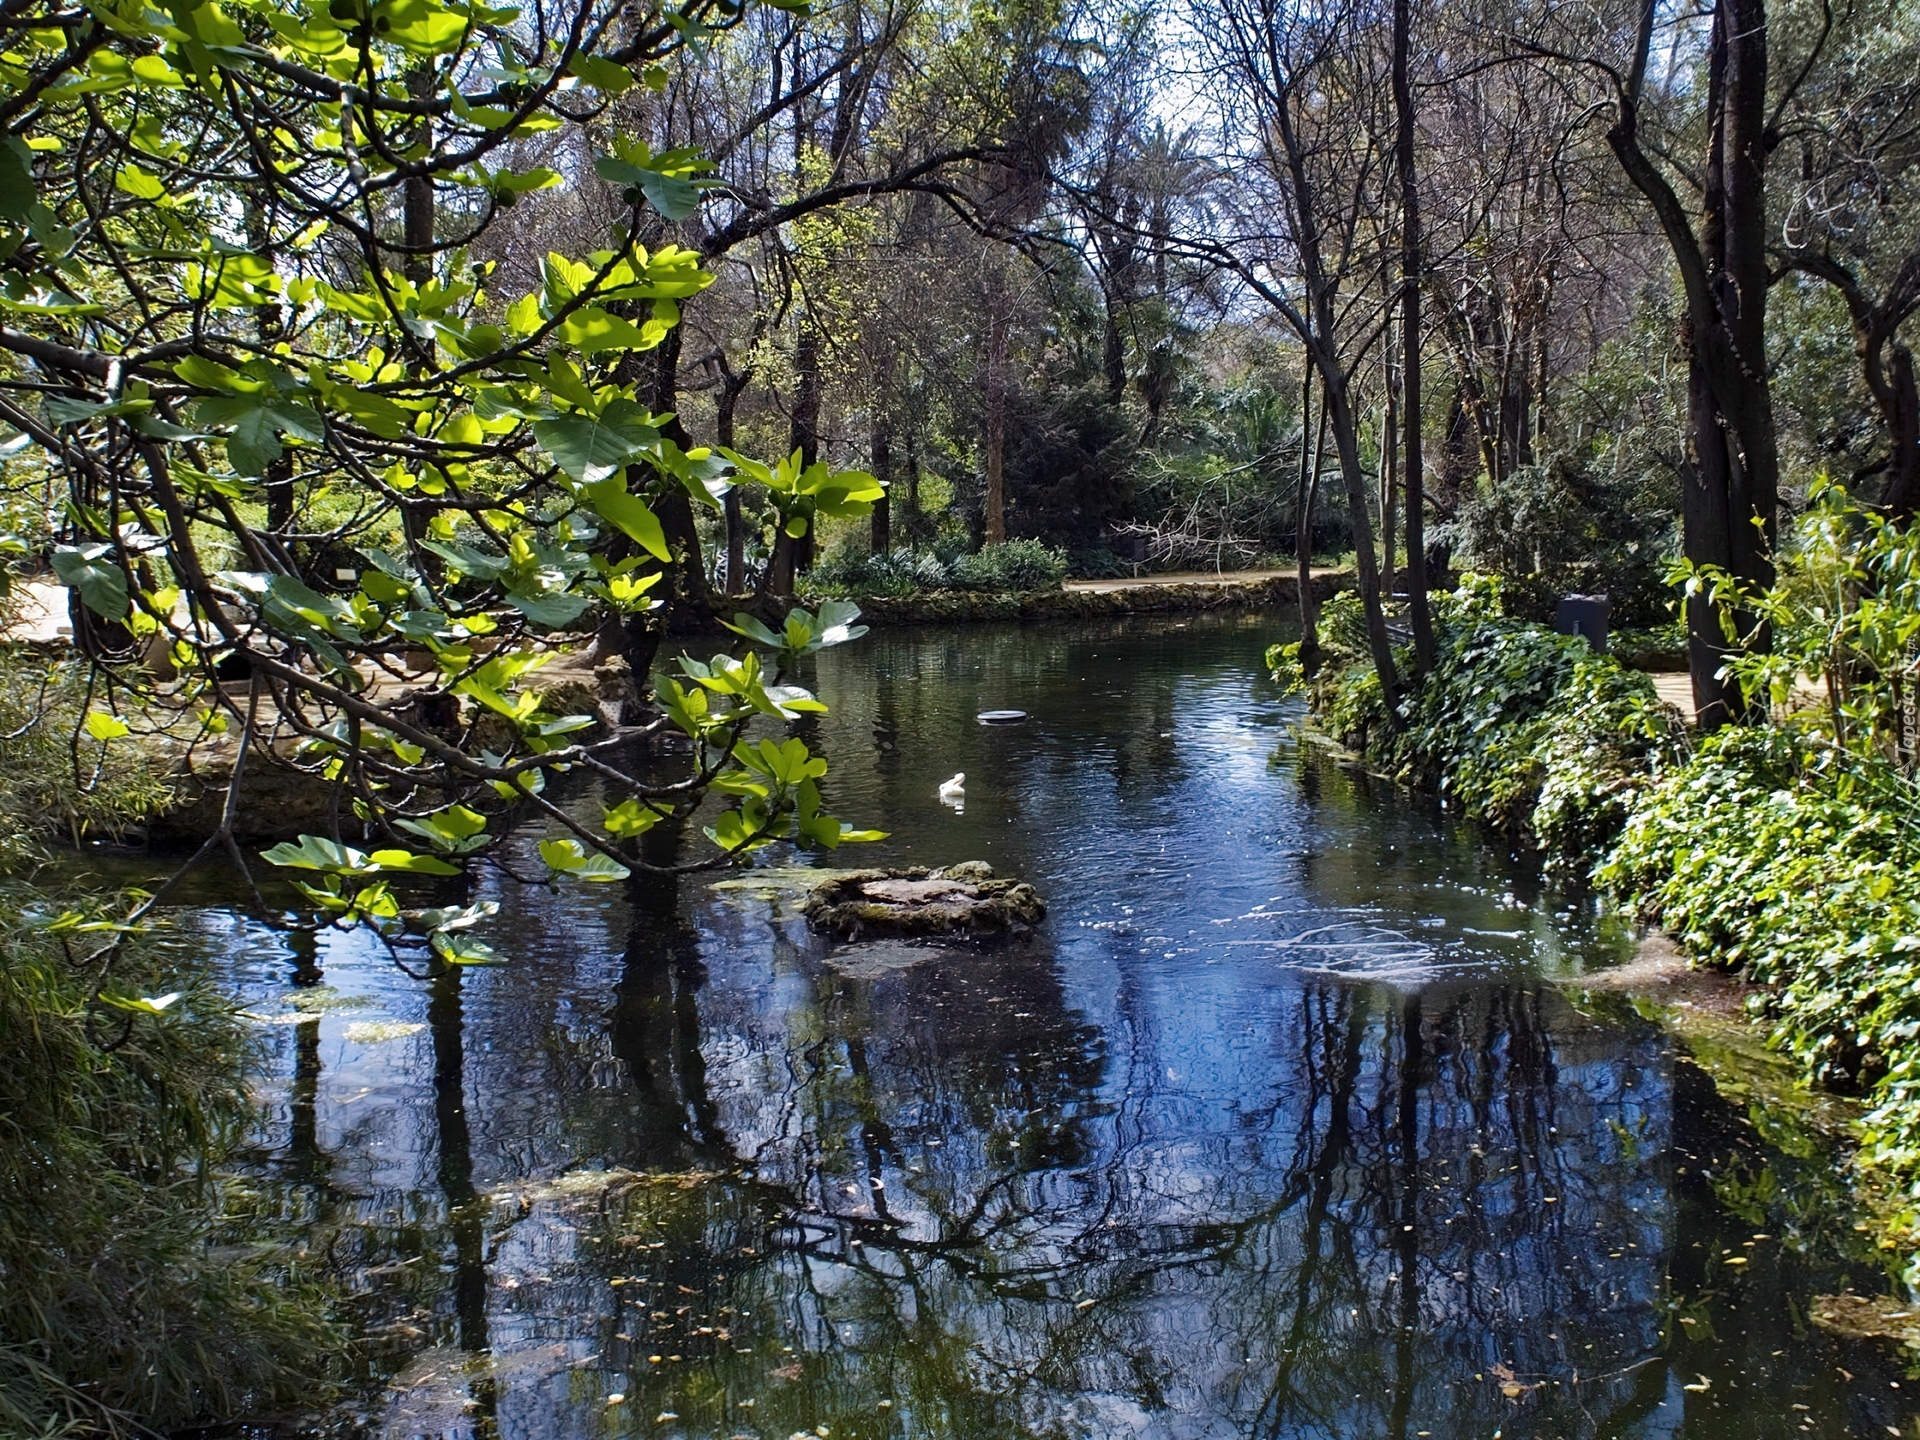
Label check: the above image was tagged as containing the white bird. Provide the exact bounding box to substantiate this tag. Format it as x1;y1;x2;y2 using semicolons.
938;772;966;800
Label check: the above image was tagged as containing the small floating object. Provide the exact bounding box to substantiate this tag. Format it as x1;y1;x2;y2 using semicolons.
938;772;965;800
976;709;1027;725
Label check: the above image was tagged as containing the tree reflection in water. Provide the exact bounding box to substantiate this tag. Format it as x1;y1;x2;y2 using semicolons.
447;907;1748;1440
206;614;1900;1438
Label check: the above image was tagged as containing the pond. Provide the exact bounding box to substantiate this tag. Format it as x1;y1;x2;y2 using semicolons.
158;611;1911;1439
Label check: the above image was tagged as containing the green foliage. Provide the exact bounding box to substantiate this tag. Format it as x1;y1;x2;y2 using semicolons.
0;0;885;963
1440;454;1678;628
0;649;170;866
804;540;1068;596
949;539;1070;592
1596;489;1920;1273
1300;576;1687;860
0;891;338;1436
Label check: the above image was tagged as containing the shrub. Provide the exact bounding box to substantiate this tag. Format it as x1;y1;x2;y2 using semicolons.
0;649;336;1435
804;540;1068;597
948;539;1070;592
804;547;950;597
1438;455;1677;628
1280;576;1686;861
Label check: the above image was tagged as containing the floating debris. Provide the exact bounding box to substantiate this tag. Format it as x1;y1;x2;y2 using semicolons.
342;1021;425;1043
1810;1293;1920;1349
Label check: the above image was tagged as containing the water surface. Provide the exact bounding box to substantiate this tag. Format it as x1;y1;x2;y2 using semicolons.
178;612;1908;1438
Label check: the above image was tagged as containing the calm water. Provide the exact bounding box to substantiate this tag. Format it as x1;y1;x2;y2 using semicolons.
163;612;1911;1438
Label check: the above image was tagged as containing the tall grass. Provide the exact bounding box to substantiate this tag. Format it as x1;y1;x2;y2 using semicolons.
0;641;338;1435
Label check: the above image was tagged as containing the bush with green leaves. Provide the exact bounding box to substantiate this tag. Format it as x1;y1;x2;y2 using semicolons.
803;540;1068;597
804;547;954;597
1276;576;1686;860
1438;455;1678;628
0;646;171;865
1596;487;1920;1274
948;539;1070;593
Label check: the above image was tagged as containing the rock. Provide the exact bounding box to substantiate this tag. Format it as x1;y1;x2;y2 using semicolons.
798;862;1044;940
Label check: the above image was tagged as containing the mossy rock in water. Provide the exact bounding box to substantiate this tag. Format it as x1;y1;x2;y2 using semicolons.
798;862;1044;940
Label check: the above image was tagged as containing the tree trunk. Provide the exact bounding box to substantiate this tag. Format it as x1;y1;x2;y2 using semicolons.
650;324;712;611
1296;361;1327;677
984;302;1008;544
1393;0;1435;674
905;434;923;539
716;358;752;594
1103;292;1127;404
403;67;434;285
1884;343;1919;520
789;326;822;580
871;418;892;553
1608;0;1779;728
1381;339;1399;598
1323;362;1401;704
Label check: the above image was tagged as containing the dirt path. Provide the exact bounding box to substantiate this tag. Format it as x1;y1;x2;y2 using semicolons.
1064;566;1342;595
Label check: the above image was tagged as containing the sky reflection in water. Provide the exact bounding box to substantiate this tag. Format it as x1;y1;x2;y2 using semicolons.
197;612;1909;1439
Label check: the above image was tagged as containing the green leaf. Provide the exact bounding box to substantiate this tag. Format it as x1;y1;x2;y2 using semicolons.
197;394;323;477
532;401;658;484
100;990;184;1015
581;477;670;561
394;804;490;853
115;163;165;200
568;53;633;92
84;711;130;741
262;834;371;873
432;931;502;965
367;848;463;876
557;306;663;353
538;837;631;882
603;797;662;837
507;589;590;627
722;612;784;648
50;544;129;620
593;153;703;220
0;137;34;223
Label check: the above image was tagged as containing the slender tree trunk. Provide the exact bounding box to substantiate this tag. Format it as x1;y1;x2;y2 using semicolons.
1884;344;1919;520
715;353;755;594
1323;361;1401;703
650;324;712;610
871;349;894;553
1296;361;1327;677
1381;325;1399;599
1103;290;1127;404
984;300;1009;544
789;325;822;579
1394;0;1435;674
403;67;434;285
871;420;892;553
905;434;923;539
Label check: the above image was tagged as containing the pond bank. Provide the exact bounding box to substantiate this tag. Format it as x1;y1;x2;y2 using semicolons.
1294;580;1920;1288
788;567;1349;627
